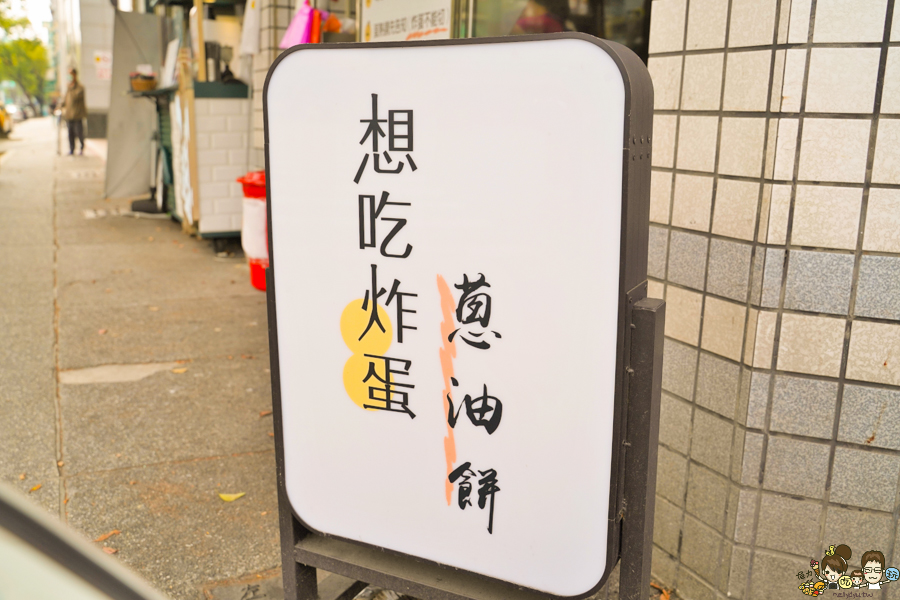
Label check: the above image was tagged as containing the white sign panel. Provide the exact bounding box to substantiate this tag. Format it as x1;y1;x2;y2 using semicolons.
360;0;453;42
266;37;638;598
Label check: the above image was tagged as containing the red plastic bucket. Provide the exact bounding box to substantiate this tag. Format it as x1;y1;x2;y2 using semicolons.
237;171;268;291
249;258;269;291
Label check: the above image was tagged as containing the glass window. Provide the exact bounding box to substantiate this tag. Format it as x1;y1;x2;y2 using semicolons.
472;0;650;62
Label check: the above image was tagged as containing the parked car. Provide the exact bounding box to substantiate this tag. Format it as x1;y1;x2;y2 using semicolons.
0;481;172;600
5;104;24;122
0;105;12;137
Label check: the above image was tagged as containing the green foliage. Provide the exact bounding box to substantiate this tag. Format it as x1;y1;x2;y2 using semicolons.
0;0;28;36
0;0;49;107
0;38;49;104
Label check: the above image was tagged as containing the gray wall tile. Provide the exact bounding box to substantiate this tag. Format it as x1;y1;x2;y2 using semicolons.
731;428;746;481
741;432;764;486
784;250;854;315
692;410;734;475
824;506;893;565
652;545;679;586
680;516;723;583
658;445;689;506
724;483;740;538
696;353;741;418
749;551;812;599
855;255;900;319
649;225;669;280
686;464;730;532
654;496;684;556
707;238;753;301
839;384;900;450
735;368;752;426
669;230;709;290
770;375;838;439
734;489;758;544
749;247;765;306
755;493;822;556
761;248;784;308
663;338;699;400
831;447;900;511
728;547;751;599
660;391;693;454
678;568;717;600
746;371;771;428
763;437;830;498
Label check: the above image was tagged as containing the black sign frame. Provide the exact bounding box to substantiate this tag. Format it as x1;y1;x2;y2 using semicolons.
263;32;660;600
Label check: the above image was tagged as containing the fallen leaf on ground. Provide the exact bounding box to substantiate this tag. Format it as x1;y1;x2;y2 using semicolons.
242;354;254;359
260;511;267;516
651;582;672;600
227;355;233;360
18;473;25;480
267;432;274;437
148;306;159;312
64;497;69;505
93;530;121;542
171;368;188;374
218;492;245;502
98;329;107;335
102;547;118;554
129;480;137;485
57;461;64;467
147;236;154;242
175;359;191;364
29;484;41;492
259;410;272;417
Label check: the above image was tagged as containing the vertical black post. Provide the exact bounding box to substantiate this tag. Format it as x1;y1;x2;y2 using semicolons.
267;267;319;600
619;298;665;600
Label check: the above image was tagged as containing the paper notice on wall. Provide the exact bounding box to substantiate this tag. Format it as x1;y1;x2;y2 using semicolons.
360;0;453;42
94;51;112;81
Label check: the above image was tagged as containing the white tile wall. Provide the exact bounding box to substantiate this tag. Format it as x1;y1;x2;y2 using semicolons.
194;98;251;234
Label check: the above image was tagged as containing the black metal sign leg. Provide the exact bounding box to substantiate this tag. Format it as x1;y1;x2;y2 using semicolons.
619;298;665;600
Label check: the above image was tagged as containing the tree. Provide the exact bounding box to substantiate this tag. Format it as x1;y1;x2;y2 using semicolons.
0;0;49;113
0;38;48;110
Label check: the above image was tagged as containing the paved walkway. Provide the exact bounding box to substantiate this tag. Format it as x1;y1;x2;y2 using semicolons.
0;118;281;600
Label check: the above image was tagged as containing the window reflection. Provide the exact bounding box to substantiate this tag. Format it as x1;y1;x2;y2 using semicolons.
472;0;650;62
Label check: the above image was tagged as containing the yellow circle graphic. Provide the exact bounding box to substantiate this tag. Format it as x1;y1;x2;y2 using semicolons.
340;299;392;409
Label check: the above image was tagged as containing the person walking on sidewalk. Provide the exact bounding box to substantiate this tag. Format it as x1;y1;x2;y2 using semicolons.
62;68;87;155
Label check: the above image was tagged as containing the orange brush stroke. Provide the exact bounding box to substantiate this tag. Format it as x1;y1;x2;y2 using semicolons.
405;27;449;41
437;275;457;505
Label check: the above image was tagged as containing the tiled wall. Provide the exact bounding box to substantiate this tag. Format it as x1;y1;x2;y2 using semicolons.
195;98;250;233
647;0;900;598
249;0;292;170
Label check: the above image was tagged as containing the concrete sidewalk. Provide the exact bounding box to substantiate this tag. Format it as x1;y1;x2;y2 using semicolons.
0;117;282;599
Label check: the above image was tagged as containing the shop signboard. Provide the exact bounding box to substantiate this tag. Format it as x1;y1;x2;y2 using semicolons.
264;34;657;600
93;51;112;81
358;0;453;42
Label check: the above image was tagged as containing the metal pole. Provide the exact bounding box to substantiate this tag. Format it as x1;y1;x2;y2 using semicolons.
619;298;665;600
